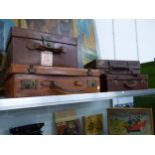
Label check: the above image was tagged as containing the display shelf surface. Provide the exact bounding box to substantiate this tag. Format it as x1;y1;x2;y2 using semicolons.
0;89;155;111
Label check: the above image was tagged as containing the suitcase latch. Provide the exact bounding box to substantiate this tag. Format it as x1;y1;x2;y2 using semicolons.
28;65;36;74
87;80;97;87
21;80;37;89
87;69;93;76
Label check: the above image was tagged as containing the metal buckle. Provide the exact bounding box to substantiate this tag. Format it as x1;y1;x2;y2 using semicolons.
87;68;93;76
28;65;36;74
21;80;37;89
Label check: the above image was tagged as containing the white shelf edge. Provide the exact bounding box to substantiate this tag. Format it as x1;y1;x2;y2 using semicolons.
0;89;155;111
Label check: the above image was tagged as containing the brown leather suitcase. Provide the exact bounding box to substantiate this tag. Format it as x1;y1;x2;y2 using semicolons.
5;64;100;98
85;59;140;75
6;27;78;68
100;74;148;92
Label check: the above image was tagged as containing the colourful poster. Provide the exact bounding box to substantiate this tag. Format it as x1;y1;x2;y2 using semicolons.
18;19;97;65
83;114;103;135
19;19;72;36
72;19;97;65
108;108;154;135
0;19;18;51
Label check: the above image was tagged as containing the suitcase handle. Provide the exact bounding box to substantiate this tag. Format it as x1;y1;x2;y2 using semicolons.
123;81;138;88
41;80;85;94
26;41;65;54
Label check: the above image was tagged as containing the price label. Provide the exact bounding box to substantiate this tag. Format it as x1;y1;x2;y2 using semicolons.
41;51;53;66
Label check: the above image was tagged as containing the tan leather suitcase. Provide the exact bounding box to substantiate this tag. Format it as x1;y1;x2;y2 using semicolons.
5;64;100;97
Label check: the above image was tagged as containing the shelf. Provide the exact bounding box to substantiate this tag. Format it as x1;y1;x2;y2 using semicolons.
0;89;155;111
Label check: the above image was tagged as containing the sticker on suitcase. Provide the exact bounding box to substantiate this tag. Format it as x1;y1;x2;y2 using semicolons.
41;51;53;66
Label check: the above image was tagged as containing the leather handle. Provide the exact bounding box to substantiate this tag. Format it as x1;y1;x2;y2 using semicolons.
123;81;138;88
41;80;84;94
26;42;65;54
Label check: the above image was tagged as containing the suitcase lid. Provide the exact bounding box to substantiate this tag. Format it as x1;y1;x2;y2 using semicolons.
85;59;140;71
6;64;100;77
7;27;77;46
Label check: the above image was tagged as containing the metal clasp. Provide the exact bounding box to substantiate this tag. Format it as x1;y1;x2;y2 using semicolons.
28;65;36;74
21;80;37;89
87;68;93;76
41;36;53;48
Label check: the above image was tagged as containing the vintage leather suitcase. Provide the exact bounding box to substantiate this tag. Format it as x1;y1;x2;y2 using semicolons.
85;59;140;75
140;61;155;88
6;27;78;67
100;74;148;92
5;64;100;97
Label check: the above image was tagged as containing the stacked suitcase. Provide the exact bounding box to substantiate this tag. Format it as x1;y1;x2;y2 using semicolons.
4;27;100;98
1;27;150;97
85;59;148;91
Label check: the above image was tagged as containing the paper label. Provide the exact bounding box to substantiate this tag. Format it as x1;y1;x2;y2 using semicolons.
41;51;53;66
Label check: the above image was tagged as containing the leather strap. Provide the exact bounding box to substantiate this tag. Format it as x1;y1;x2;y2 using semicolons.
26;41;65;54
123;81;138;88
41;80;85;94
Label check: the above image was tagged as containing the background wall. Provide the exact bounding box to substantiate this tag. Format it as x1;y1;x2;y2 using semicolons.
95;19;155;63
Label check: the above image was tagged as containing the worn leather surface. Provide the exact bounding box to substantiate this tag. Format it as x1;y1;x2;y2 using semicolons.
5;74;100;97
6;27;78;68
100;74;148;92
5;64;100;97
85;59;140;75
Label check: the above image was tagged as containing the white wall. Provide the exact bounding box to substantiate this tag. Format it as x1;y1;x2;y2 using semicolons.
136;20;155;63
94;19;155;63
95;20;114;59
113;20;138;60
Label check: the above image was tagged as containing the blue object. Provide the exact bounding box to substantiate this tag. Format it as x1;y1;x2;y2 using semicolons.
77;19;91;38
0;19;15;52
